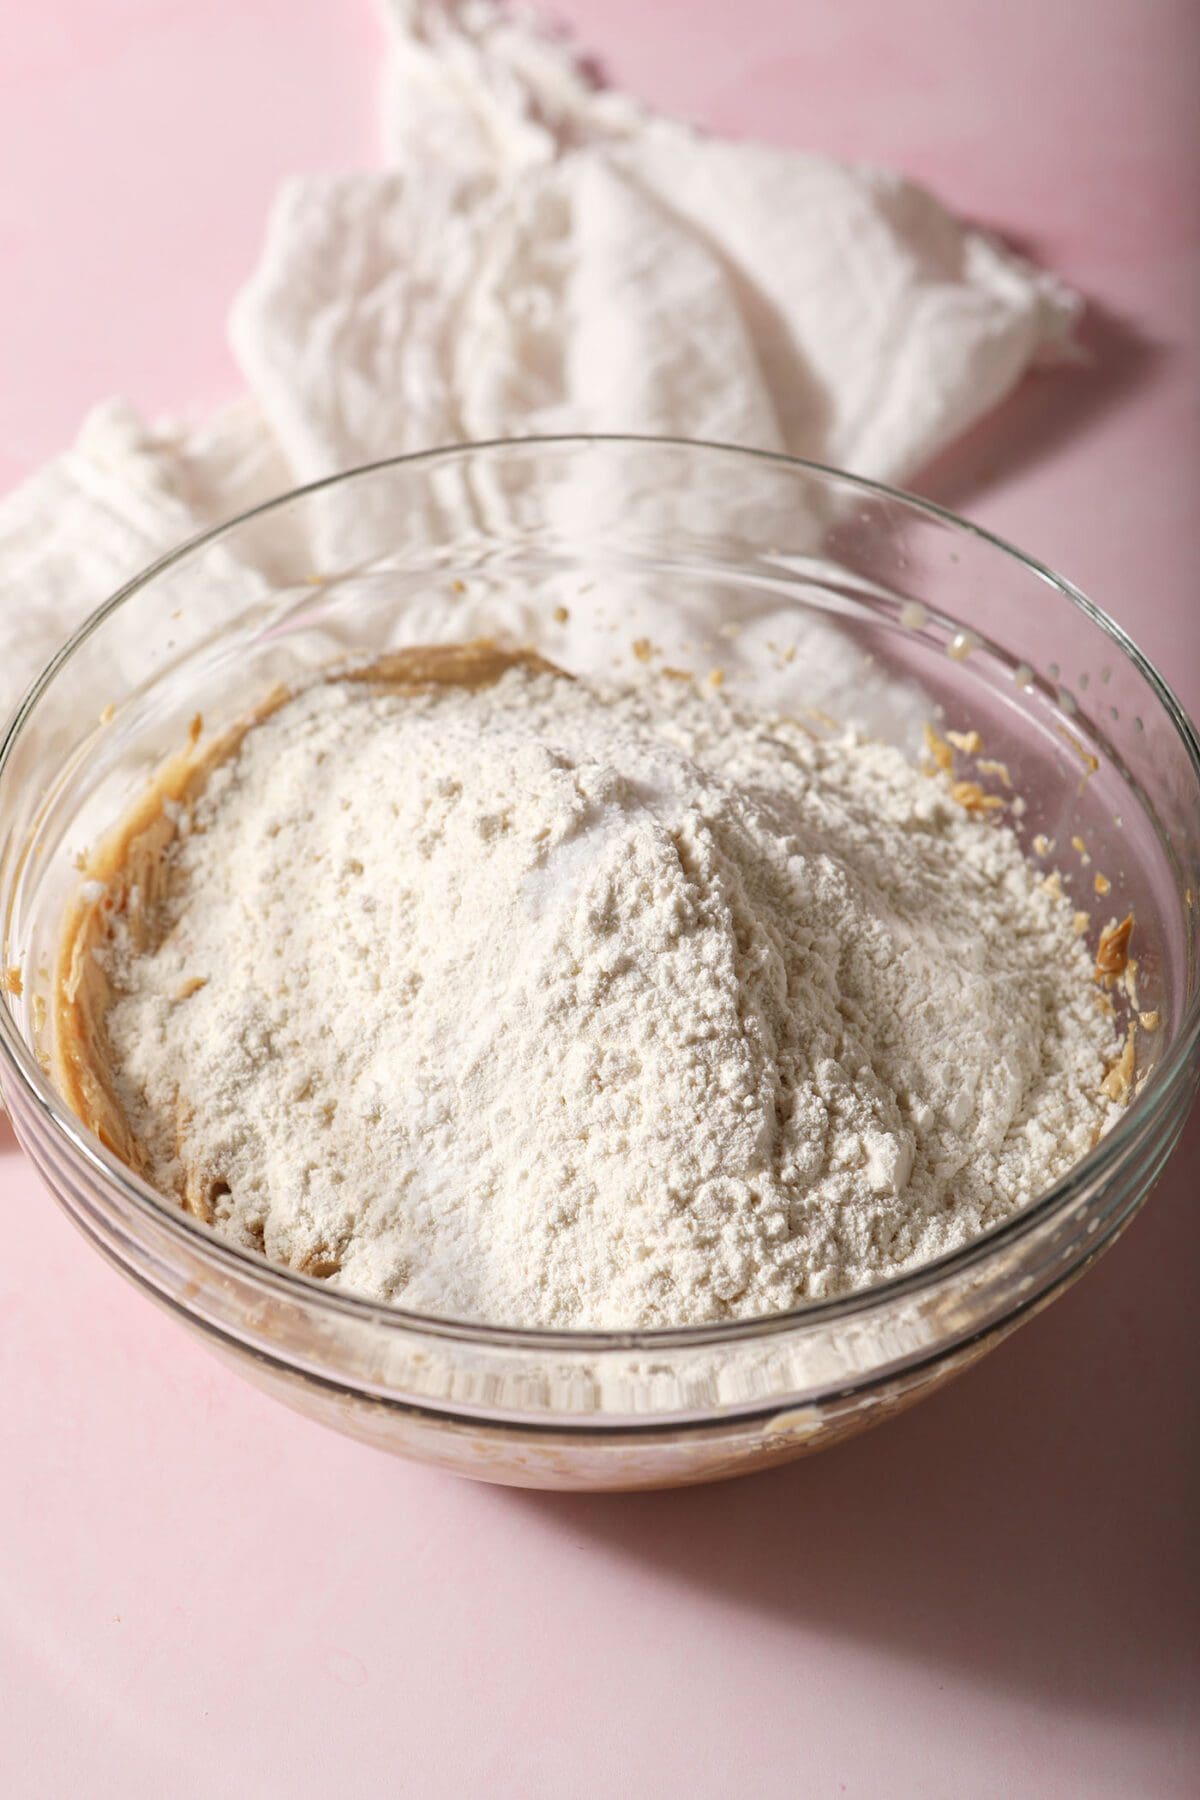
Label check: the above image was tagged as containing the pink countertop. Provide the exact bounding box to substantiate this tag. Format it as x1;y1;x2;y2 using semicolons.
2;3;1197;1795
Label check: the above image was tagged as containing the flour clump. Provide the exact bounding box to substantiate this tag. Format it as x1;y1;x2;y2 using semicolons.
96;661;1121;1328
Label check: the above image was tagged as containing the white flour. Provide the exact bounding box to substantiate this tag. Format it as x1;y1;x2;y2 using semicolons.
100;666;1120;1328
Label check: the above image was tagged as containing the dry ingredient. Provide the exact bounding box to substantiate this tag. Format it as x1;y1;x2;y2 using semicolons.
81;659;1123;1329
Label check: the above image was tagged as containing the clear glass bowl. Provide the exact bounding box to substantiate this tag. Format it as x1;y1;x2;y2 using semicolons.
1;438;1197;1490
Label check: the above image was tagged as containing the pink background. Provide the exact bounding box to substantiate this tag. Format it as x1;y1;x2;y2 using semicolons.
2;2;1197;1794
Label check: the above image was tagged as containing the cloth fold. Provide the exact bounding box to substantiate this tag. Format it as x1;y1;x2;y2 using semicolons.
0;0;1080;726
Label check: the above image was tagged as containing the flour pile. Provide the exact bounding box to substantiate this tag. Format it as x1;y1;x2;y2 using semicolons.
97;665;1120;1329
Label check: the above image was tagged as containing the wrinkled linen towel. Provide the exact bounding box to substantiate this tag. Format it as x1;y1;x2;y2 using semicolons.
0;0;1079;725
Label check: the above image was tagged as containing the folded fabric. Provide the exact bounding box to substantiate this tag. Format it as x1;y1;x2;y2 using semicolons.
0;0;1081;728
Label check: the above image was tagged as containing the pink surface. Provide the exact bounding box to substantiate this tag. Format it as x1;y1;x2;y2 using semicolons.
2;3;1197;1795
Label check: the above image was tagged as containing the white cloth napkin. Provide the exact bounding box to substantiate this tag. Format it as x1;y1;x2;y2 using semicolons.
0;0;1079;727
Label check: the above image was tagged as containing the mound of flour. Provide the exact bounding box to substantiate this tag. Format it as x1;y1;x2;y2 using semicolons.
101;666;1119;1328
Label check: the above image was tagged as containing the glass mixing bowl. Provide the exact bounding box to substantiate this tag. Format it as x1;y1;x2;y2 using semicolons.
2;438;1197;1490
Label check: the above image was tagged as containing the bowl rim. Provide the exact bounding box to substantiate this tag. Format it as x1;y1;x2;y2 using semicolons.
2;432;1198;1355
